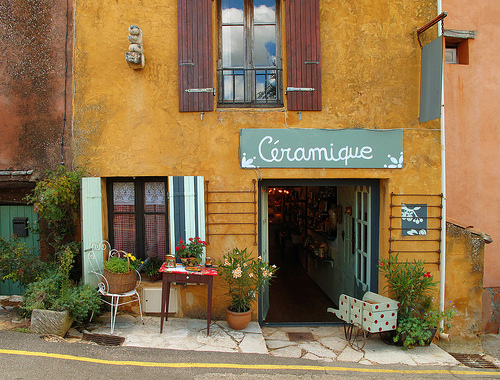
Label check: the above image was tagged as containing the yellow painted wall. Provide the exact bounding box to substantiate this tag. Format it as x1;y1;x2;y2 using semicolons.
73;0;441;319
445;223;484;340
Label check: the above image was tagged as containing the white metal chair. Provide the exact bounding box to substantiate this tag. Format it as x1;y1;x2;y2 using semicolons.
88;241;144;334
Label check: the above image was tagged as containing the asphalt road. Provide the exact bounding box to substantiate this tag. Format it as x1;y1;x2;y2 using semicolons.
1;331;499;380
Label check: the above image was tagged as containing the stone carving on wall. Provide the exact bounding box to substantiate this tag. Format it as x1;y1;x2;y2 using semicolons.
125;25;145;69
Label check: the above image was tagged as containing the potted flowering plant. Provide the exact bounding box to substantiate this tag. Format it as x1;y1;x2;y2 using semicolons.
218;248;278;329
143;256;163;281
175;237;207;266
103;251;142;293
378;253;457;349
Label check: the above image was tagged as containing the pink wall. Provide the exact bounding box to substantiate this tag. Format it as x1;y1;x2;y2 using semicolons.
0;0;72;175
443;1;500;289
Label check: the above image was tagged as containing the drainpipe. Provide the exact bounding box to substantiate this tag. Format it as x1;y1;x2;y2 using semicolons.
437;0;449;340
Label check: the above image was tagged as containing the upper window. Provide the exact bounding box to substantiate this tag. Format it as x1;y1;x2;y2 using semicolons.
444;30;476;66
218;0;282;107
177;0;321;112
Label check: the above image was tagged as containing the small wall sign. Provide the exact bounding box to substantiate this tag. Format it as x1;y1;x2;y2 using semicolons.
401;204;427;236
239;128;403;169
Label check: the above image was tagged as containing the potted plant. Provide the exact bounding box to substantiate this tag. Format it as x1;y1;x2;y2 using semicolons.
378;253;457;349
218;248;278;330
21;243;102;336
143;256;163;281
175;237;207;266
103;251;142;293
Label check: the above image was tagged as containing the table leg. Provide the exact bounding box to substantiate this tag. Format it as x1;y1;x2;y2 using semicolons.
160;276;171;333
207;276;213;335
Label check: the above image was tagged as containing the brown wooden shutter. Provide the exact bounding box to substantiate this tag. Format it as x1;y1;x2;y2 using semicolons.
285;0;322;111
178;0;214;112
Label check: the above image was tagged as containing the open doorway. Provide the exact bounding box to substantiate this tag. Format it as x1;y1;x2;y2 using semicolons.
259;180;379;325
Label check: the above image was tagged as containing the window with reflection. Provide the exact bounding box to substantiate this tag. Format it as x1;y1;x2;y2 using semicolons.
218;0;282;106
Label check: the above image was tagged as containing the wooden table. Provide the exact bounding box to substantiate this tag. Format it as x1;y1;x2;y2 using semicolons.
159;267;216;335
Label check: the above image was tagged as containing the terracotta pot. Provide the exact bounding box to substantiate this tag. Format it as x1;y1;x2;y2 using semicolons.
226;308;252;330
180;257;197;266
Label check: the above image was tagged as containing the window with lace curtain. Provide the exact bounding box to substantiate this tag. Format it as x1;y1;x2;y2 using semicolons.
108;178;168;261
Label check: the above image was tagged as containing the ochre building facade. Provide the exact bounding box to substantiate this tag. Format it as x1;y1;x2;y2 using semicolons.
74;0;447;324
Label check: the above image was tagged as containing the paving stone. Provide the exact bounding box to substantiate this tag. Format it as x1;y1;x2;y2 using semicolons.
265;339;296;349
225;329;245;343
302;352;334;362
298;342;337;360
318;336;348;353
269;345;303;358
194;344;239;353
196;326;239;350
336;346;364;362
282;326;312;333
260;326;277;337
359;358;374;365
309;326;342;338
261;329;289;341
363;341;416;366
239;333;268;354
406;344;460;366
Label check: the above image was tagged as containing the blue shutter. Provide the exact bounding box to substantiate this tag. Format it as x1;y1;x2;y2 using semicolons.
168;176;206;257
420;36;443;123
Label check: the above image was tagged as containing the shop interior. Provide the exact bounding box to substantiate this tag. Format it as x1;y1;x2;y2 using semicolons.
264;185;360;324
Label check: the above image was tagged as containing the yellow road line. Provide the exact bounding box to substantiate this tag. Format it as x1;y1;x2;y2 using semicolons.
1;348;499;376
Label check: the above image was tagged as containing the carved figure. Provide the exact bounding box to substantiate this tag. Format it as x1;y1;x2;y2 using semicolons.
126;25;145;69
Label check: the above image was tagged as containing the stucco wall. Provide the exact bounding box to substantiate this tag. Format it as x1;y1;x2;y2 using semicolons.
442;2;500;288
73;0;441;318
0;0;73;178
445;222;484;339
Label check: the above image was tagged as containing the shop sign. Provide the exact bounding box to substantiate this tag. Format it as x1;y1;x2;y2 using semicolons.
239;129;403;169
401;204;427;236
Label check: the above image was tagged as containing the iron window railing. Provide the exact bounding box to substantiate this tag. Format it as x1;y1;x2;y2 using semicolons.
218;67;283;106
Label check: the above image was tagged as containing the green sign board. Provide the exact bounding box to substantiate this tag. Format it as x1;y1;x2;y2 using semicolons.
239;129;403;169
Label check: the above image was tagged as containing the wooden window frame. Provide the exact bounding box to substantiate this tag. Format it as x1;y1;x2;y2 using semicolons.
217;0;283;107
107;177;168;261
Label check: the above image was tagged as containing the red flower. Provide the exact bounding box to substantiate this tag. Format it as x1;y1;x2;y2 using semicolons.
175;246;180;252
379;261;384;266
181;245;186;250
189;237;194;241
424;271;431;278
178;239;183;245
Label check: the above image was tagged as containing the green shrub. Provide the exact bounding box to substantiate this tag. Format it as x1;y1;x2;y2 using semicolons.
0;236;43;286
22;244;101;324
379;253;457;349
